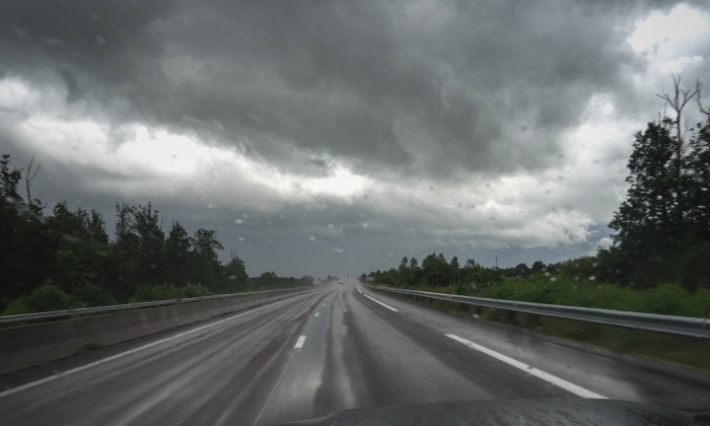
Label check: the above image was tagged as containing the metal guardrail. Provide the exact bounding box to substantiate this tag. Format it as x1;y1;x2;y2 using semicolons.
0;287;314;325
364;285;710;339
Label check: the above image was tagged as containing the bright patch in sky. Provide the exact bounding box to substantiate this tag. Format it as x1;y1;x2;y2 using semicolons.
118;127;208;175
628;4;710;53
0;75;373;207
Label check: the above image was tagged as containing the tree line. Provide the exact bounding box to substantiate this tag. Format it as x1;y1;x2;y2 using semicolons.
365;76;710;294
0;155;312;315
361;253;504;291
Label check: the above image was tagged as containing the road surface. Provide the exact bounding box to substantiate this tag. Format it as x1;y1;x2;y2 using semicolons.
1;278;709;425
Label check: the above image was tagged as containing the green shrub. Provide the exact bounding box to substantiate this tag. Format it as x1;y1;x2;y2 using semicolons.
74;284;118;308
1;284;76;315
477;277;710;318
2;298;33;316
179;283;212;298
129;283;212;303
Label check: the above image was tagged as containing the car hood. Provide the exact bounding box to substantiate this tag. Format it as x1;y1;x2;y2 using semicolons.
267;399;702;426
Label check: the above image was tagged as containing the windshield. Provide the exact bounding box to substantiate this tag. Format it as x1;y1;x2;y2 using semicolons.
1;1;710;425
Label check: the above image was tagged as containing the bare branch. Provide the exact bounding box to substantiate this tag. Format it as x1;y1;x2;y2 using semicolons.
656;93;672;103
25;153;40;208
656;74;699;143
680;86;699;111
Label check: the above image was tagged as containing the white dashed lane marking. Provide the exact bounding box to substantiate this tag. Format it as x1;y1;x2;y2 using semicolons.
294;335;307;349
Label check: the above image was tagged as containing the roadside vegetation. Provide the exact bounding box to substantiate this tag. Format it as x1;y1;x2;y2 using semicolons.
364;77;710;315
0;155;313;316
363;77;710;369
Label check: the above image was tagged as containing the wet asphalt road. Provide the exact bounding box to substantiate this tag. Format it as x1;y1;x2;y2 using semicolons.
0;278;709;425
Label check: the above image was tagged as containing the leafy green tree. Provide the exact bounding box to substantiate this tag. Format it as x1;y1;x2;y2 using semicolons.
46;202;116;302
192;228;223;260
133;203;165;285
450;256;460;271
513;263;530;277
0;155;58;309
421;253;452;287
464;258;479;269
189;228;224;290
398;256;410;286
222;251;248;292
607;77;710;288
686;102;710;241
164;221;192;286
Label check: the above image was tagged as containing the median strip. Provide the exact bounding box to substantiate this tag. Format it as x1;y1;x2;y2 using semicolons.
445;334;606;399
363;294;398;312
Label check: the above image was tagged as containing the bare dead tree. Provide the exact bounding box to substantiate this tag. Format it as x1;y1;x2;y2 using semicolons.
655;76;701;227
656;74;700;159
25;153;41;209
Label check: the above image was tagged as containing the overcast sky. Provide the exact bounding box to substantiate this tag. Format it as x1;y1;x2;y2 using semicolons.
1;0;709;278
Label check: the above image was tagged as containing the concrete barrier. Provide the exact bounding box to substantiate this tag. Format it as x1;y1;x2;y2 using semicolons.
0;287;317;375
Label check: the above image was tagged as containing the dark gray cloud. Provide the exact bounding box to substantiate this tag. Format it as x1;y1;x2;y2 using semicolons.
0;0;662;178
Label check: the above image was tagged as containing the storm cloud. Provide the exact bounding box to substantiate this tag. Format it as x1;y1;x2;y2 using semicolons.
1;0;709;276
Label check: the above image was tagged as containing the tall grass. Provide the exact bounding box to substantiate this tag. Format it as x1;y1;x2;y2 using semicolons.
477;276;710;318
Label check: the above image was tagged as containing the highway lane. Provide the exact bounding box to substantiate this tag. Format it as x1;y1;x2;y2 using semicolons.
1;278;709;425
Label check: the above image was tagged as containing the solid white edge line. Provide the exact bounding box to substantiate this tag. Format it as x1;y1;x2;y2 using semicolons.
357;287;362;294
363;294;398;312
445;334;606;399
294;335;307;349
0;294;306;399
